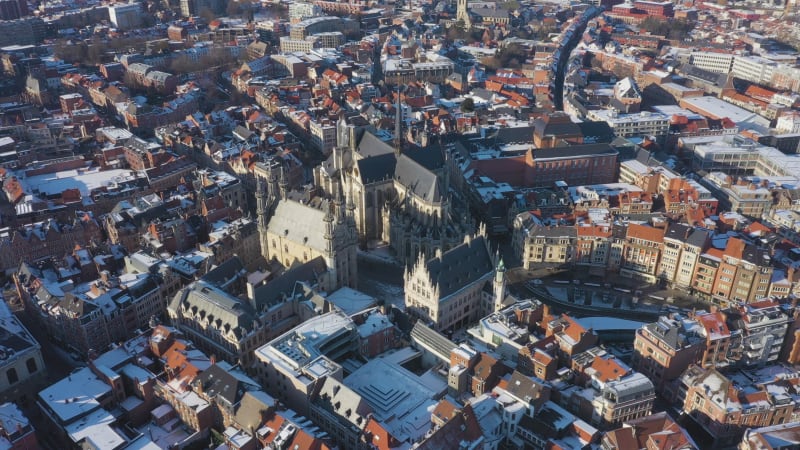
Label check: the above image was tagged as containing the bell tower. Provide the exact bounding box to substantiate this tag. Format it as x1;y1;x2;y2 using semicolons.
493;257;506;312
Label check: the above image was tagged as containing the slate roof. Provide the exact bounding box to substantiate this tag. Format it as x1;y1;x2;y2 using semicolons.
494;126;535;145
251;257;327;311
505;371;547;404
576;121;615;143
356;129;395;158
234;391;275;430
682;64;728;87
664;223;709;248
169;281;257;338
193;363;257;407
201;256;245;290
313;377;372;429
404;143;444;171
410;322;456;359
425;235;493;299
266;199;331;254
533;115;582;138
395;154;441;202
356;153;396;184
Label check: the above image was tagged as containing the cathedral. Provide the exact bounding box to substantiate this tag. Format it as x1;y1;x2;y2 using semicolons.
313;118;474;264
255;157;358;292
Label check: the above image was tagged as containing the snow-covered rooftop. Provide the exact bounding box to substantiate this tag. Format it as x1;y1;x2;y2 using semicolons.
39;367;112;423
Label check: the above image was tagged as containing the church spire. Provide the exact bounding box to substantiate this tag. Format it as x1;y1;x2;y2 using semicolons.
323;202;335;256
255;177;266;231
279;164;288;201
334;182;345;225
346;175;356;221
394;86;402;155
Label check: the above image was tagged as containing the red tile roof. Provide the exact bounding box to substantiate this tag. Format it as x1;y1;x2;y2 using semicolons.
626;223;664;243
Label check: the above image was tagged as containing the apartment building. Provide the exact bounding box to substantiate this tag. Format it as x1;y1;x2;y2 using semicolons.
728;300;790;367
632;316;705;397
573;225;612;272
0;402;37;449
108;3;142;31
14;260;171;358
692;248;723;300
711;237;773;305
309;119;336;156
678;366;796;446
198;219;261;272
696;311;733;370
658;223;710;288
512;223;576;269
740;422;800;450
620;224;665;283
289;16;357;40
591;372;655;428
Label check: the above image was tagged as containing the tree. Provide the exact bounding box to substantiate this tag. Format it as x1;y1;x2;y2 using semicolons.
461;97;475;112
639;17;695;41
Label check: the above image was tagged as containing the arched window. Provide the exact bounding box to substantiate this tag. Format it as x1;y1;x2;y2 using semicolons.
26;358;37;374
7;368;17;385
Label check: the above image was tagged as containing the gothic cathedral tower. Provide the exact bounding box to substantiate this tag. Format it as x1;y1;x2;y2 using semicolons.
456;0;470;28
255;177;269;258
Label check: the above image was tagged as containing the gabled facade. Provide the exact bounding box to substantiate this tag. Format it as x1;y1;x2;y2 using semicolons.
404;233;495;331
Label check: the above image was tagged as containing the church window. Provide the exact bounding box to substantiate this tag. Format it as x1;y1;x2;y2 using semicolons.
272;240;276;248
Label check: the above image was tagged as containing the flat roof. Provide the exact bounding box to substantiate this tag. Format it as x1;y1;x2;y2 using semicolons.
19;168;138;197
344;358;440;443
65;409;125;449
681;96;770;132
254;311;353;374
39;367;111;424
326;287;377;316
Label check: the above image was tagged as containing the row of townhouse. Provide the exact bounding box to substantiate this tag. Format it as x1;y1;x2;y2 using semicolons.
513;218;791;303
